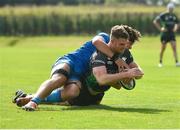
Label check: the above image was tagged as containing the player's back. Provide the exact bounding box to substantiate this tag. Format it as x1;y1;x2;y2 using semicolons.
65;32;110;73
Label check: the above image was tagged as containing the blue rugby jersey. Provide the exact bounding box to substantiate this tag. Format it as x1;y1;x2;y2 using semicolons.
63;32;110;75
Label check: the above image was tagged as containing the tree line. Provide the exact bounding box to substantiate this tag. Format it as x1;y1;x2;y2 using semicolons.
0;0;174;6
0;12;168;36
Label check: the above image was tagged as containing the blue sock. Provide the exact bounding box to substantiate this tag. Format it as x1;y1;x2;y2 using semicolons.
31;97;42;105
43;89;62;103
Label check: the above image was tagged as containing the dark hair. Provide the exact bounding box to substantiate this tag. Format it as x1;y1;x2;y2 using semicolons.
110;25;129;40
122;24;141;44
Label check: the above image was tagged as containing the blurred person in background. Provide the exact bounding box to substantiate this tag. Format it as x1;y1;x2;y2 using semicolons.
153;2;180;67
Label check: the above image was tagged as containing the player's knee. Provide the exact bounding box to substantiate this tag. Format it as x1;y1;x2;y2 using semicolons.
52;73;67;82
66;84;80;99
51;63;70;79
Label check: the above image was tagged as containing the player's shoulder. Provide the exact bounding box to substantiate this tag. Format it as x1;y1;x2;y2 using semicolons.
98;32;109;36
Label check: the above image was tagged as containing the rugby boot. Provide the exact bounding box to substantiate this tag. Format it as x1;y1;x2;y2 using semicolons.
12;90;27;103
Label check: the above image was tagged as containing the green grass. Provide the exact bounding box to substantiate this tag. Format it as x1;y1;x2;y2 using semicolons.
0;35;180;128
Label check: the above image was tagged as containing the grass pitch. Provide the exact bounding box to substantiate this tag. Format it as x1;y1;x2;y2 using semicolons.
0;35;180;129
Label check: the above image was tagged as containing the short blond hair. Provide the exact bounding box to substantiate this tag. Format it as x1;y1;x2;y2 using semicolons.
110;25;129;40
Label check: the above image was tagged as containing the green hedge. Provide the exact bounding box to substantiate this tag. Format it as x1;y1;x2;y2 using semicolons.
0;0;105;6
0;10;179;35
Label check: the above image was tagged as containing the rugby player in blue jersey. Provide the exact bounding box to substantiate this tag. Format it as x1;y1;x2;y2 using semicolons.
153;2;180;67
16;25;130;111
13;25;144;107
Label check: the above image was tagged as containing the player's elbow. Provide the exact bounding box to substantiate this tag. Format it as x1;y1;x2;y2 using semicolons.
92;38;102;46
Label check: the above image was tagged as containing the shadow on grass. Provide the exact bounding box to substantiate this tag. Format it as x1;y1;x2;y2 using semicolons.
40;104;170;114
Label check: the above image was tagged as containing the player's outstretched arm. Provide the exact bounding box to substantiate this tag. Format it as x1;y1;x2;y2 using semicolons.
92;66;143;86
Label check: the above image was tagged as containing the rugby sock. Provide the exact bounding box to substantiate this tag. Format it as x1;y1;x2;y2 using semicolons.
43;89;62;103
31;97;42;105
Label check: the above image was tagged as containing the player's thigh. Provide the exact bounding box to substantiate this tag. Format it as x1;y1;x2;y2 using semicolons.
51;63;70;76
160;42;167;50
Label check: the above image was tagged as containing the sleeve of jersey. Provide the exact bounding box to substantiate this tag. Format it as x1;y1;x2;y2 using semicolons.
98;32;110;44
92;52;107;68
155;13;164;21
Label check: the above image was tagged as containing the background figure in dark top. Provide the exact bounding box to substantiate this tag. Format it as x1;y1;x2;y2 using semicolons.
153;2;180;67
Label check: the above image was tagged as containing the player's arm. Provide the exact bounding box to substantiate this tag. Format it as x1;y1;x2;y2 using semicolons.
125;50;143;79
92;66;143;86
173;15;179;32
92;36;129;69
153;15;167;32
153;16;162;32
173;23;179;32
92;36;114;58
129;62;143;79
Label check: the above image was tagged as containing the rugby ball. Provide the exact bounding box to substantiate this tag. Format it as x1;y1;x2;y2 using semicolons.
120;78;136;90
